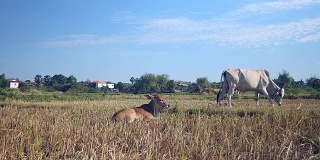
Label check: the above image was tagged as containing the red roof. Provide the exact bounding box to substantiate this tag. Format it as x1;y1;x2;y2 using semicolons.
7;78;19;82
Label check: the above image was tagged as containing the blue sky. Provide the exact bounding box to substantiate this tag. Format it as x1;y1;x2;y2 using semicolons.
1;0;320;83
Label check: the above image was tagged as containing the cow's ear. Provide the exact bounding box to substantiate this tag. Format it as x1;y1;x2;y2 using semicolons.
145;94;154;99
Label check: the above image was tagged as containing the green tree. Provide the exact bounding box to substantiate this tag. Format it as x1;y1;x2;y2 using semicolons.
133;73;157;93
67;75;77;85
275;70;294;88
43;75;51;86
69;81;91;93
50;74;69;92
156;74;169;92
187;83;198;93
196;77;210;91
34;74;43;86
116;82;124;92
0;74;8;88
130;77;136;84
306;76;320;89
167;80;175;93
292;79;305;87
101;86;109;93
51;74;67;85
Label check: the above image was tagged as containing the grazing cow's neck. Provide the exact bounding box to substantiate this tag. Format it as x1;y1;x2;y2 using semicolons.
267;80;280;95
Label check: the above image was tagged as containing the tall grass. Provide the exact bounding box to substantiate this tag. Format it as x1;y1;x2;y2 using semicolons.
0;94;319;159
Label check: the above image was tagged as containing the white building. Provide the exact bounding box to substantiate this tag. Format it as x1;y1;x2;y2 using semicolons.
106;81;115;89
92;80;107;88
92;80;114;89
7;78;19;89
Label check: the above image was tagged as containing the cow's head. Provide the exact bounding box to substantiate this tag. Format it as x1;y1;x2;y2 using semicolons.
145;94;171;109
274;88;285;106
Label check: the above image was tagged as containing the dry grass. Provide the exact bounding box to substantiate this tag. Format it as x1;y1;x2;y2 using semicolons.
0;94;319;159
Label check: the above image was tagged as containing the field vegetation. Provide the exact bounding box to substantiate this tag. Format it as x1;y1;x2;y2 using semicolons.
0;93;319;159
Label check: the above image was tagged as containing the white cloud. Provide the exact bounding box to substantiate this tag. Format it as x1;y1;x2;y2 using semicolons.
136;18;219;44
136;17;320;46
133;0;320;46
34;34;127;47
34;0;320;48
226;0;320;17
297;32;320;42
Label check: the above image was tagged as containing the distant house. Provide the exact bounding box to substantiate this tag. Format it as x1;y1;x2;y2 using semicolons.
7;78;19;89
178;82;189;87
211;82;220;88
92;80;115;89
92;80;107;88
23;80;36;86
106;81;115;89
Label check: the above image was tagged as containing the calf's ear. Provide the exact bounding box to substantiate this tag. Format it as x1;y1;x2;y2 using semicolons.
145;94;154;99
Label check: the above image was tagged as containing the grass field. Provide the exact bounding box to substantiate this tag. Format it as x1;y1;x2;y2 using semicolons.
0;94;319;159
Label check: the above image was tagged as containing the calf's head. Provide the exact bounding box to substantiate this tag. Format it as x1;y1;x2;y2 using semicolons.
145;94;170;110
274;88;285;106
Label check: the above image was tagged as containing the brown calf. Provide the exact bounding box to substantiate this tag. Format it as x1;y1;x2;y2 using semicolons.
111;94;170;123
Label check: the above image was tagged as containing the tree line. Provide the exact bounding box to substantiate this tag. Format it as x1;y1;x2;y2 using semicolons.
1;70;320;96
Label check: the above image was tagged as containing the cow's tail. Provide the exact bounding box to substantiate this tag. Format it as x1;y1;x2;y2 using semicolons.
217;71;227;104
111;113;117;122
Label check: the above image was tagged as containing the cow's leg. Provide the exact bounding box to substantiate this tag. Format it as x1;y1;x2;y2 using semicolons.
217;87;227;105
126;111;137;123
261;89;274;106
255;92;260;106
217;89;225;105
126;115;135;123
227;87;235;107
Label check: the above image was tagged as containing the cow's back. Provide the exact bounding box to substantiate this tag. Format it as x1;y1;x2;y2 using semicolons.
133;107;154;121
112;107;155;122
112;108;137;122
225;68;270;91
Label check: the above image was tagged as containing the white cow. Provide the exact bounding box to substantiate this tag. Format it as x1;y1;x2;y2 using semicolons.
216;68;284;107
